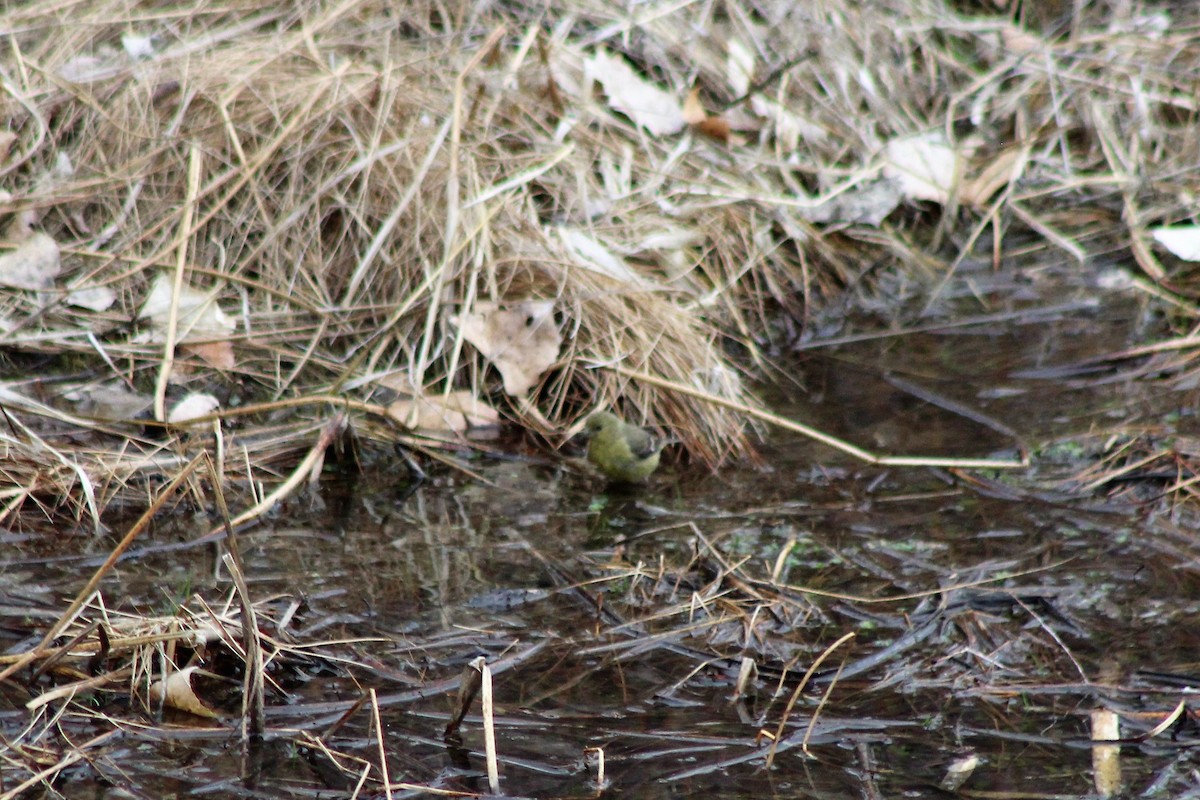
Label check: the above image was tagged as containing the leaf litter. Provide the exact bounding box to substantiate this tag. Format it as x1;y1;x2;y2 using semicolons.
5;0;1200;796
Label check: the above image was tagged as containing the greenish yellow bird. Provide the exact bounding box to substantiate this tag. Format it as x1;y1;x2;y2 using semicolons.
584;411;666;483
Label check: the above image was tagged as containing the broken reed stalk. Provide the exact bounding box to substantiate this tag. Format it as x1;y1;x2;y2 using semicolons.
200;413;347;540
764;631;855;769
613;365;1029;469
221;554;265;740
479;658;500;795
0;732;118;800
370;689;394;800
584;746;606;789
0;454;205;683
802;657;846;757
207;452;265;740
154;142;203;422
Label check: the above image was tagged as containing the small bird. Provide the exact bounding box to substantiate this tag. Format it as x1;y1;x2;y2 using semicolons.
583;411;667;483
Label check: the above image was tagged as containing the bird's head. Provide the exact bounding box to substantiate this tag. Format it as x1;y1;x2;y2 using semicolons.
583;411;621;438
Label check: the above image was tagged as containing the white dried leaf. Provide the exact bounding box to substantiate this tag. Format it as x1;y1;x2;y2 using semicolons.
750;96;827;149
58;50;125;83
0;232;60;289
68;383;151;420
727;38;756;97
633;227;703;252
1151;226;1200;261
939;753;979;792
138;273;236;340
884;132;960;203
796;180;903;226
66;285;117;311
584;49;684;136
122;33;156;59
51;152;74;179
557;227;649;287
168;393;220;424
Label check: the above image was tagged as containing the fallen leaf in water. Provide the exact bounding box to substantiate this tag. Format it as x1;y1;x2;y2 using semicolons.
452;300;561;397
147;666;221;719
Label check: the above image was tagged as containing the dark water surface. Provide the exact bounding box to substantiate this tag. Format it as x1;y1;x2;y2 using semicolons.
5;273;1200;798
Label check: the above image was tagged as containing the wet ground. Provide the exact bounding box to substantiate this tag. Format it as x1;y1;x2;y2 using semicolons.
5;264;1200;798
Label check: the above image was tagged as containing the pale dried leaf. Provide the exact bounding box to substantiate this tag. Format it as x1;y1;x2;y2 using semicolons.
939;753;979;792
451;300;562;397
387;390;500;433
0;232;60;289
681;87;707;125
184;340;236;369
138;273;237;341
557;227;651;286
66;285;117;311
796;180;903;226
1001;25;1044;54
168;392;221;424
58;49;127;83
147;666;220;719
749;96;826;149
727;38;756;96
584;49;684;136
884;132;960;203
1151;226;1200;261
632;227;704;253
961;147;1026;207
121;33;156;59
68;383;152;420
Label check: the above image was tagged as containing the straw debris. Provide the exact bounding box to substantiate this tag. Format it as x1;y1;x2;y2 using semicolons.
3;0;1200;520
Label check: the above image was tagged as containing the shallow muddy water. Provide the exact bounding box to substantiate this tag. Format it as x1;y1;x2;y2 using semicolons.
5;272;1200;798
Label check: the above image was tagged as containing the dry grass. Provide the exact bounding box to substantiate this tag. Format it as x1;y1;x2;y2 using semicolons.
3;0;1200;523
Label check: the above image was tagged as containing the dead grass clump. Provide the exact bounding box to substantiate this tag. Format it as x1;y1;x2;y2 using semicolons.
3;0;1200;520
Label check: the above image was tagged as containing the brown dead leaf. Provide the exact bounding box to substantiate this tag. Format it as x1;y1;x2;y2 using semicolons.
683;88;730;143
183;340;236;370
961;146;1026;207
138;273;237;341
388;390;500;433
451;300;561;397
682;87;707;125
